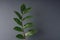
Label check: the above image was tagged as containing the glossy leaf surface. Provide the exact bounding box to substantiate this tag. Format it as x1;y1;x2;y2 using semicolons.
23;16;32;20
13;26;23;32
14;11;22;20
24;22;33;28
13;18;22;26
16;34;25;39
25;29;36;37
21;4;26;14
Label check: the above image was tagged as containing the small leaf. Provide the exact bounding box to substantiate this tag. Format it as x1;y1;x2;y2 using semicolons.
24;7;32;14
23;16;32;20
21;4;26;14
13;18;22;26
25;29;36;37
13;26;23;32
14;11;22;20
29;29;36;33
24;22;33;28
16;34;25;39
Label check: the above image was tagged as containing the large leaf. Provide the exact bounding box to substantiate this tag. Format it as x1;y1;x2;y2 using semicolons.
23;7;32;14
13;26;23;32
16;34;25;39
24;22;33;28
23;16;32;21
25;29;36;37
14;11;22;20
21;4;26;14
13;18;22;26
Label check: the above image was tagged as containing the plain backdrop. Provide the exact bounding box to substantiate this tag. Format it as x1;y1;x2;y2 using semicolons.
0;0;60;40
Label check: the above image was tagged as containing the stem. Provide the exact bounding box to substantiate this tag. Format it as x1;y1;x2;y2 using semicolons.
21;14;26;40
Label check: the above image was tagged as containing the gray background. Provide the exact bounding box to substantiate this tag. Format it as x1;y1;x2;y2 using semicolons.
0;0;60;40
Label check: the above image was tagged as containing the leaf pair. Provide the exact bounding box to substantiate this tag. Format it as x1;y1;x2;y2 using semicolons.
13;18;33;29
14;28;36;39
14;10;32;21
21;4;32;14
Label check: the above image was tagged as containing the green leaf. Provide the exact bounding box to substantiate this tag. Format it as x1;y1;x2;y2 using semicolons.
23;16;32;20
24;22;33;28
13;18;22;26
14;11;22;20
21;4;26;14
24;7;32;14
13;26;23;32
25;29;36;37
16;34;25;39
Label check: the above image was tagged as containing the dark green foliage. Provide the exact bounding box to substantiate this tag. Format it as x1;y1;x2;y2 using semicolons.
20;4;26;14
14;11;22;20
24;22;33;28
16;34;25;39
13;18;22;26
13;26;23;32
29;29;36;34
23;16;32;21
25;29;36;37
13;4;36;40
23;7;32;14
